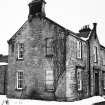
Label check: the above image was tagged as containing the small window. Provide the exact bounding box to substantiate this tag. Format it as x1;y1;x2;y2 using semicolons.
102;72;105;89
17;71;24;90
77;68;82;91
11;43;14;53
77;41;82;59
103;52;105;65
45;38;53;57
93;46;98;63
46;70;54;91
17;43;24;60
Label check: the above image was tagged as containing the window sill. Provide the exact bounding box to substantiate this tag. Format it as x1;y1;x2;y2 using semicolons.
16;58;24;61
77;57;82;60
18;58;24;60
15;88;23;91
94;62;98;63
78;89;82;91
78;89;83;93
93;60;98;63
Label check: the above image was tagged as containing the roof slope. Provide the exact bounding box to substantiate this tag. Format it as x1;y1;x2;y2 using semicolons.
8;16;79;44
7;16;105;49
8;21;28;44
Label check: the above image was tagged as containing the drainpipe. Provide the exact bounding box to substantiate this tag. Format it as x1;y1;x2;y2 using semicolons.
64;29;67;72
88;40;91;97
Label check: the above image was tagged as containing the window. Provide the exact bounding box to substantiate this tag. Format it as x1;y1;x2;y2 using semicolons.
77;68;82;91
18;43;24;59
102;72;105;89
103;52;105;65
11;43;14;53
77;41;82;59
93;46;98;63
17;71;24;90
46;70;54;91
45;38;53;57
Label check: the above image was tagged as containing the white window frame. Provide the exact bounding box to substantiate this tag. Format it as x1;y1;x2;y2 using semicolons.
77;68;82;91
17;43;24;60
103;52;105;65
77;41;82;59
93;46;98;63
17;70;24;90
46;70;54;90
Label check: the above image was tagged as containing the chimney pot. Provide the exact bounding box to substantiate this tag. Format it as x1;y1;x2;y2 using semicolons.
79;24;91;33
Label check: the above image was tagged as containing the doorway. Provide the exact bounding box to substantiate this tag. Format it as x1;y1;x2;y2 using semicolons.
95;72;99;96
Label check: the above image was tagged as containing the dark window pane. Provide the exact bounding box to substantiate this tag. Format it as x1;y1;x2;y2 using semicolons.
46;38;53;56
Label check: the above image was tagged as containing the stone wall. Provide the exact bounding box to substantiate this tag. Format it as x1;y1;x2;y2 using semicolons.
88;29;102;96
55;33;88;101
100;47;105;95
0;65;7;95
66;34;88;101
7;17;66;100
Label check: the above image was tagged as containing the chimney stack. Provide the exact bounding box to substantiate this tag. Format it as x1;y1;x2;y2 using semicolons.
79;25;91;33
78;25;91;38
28;0;46;21
93;23;97;31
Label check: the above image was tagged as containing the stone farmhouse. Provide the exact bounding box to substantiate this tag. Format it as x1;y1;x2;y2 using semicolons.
6;0;105;101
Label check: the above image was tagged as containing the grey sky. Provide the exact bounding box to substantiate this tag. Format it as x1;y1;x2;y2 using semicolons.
0;0;105;54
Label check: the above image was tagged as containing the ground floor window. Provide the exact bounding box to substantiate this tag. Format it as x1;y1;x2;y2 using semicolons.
77;68;82;91
17;71;24;90
46;70;54;91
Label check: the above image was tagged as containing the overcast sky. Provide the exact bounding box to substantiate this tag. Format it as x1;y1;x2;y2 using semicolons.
0;0;105;55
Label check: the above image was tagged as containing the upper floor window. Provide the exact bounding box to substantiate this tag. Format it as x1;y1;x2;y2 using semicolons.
45;38;53;57
77;68;82;91
93;46;98;63
102;52;105;65
18;43;24;60
11;43;14;53
17;71;24;90
77;41;82;59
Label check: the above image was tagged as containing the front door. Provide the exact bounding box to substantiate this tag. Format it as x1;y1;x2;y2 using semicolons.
95;72;99;95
